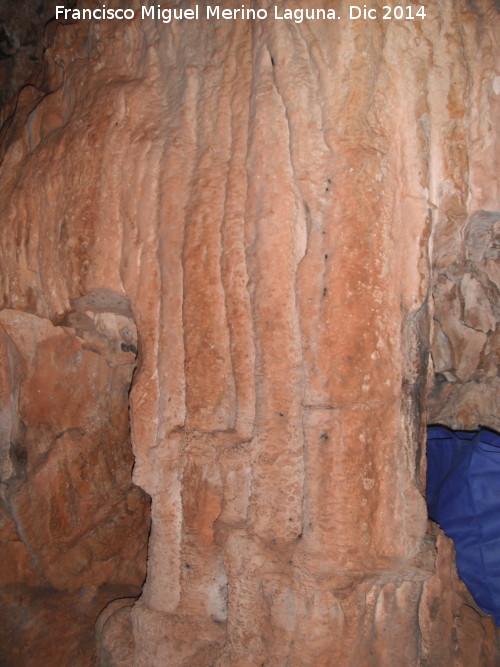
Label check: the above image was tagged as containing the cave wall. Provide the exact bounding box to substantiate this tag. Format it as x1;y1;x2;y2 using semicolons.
0;0;53;121
0;298;151;665
428;208;499;429
0;1;499;664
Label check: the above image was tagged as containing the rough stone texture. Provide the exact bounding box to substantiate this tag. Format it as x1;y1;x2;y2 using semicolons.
419;525;500;666
0;1;75;135
96;597;136;666
0;584;136;666
0;303;150;664
428;210;500;429
0;0;499;664
424;0;500;432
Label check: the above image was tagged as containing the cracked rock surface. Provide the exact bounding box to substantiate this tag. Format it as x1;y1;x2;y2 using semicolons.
428;210;500;429
0;303;150;665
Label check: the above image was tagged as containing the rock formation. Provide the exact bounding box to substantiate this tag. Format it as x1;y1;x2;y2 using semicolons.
0;0;498;664
428;210;500;430
0;296;150;664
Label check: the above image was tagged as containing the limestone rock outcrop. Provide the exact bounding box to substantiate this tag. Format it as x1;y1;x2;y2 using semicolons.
0;0;498;664
0;300;150;664
428;210;500;429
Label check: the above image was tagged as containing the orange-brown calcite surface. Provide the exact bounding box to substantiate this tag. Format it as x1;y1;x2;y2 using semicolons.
0;307;150;664
0;0;499;665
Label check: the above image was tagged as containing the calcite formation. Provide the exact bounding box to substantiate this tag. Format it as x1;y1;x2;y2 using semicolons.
428;210;500;429
0;0;498;664
0;300;150;663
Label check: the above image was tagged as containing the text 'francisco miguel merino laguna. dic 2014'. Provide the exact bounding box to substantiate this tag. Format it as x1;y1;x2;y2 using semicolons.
55;5;427;23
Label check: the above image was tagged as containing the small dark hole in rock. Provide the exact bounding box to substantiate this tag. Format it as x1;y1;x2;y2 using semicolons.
121;343;138;354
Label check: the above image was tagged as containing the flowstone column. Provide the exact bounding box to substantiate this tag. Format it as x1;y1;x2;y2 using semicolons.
126;2;498;665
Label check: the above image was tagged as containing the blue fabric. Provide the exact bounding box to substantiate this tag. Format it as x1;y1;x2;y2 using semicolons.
427;426;500;625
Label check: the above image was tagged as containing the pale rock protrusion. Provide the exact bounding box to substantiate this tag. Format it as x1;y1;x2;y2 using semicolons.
461;273;496;333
